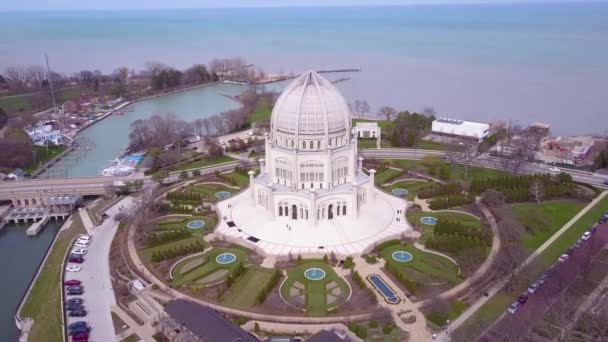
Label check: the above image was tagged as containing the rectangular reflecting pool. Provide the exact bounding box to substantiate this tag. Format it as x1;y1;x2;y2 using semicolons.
367;274;400;304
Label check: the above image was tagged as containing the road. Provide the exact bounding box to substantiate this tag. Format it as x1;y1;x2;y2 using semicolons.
479;219;608;341
361;149;608;189
63;197;134;342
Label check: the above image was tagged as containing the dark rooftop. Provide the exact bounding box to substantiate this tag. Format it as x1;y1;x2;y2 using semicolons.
164;299;258;342
306;330;345;342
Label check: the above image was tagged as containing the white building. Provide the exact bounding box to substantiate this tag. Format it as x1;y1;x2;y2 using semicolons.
215;71;412;258
432;118;490;141
25;124;64;146
355;122;380;139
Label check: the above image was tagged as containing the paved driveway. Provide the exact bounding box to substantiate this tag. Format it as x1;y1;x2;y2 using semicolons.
64;197;133;342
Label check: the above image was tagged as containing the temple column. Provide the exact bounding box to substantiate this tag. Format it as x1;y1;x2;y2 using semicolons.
248;170;256;204
310;190;317;225
259;158;265;174
358;156;364;174
266;182;274;219
351;182;359;219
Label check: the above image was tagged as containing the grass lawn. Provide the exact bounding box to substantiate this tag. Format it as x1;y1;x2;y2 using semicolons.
138;235;206;263
384;159;509;182
19;214;86;342
170;247;250;288
25;145;67;174
510;201;585;253
222;266;275;309
186;183;235;202
407;210;482;245
374;168;405;185
426;299;468;328
383;179;436;201
220;171;250;187
358;139;392;149
380;244;462;286
249;98;272;124
280;260;350;316
454;195;607;340
153;215;216;235
0;94;31;112
171;155;236;172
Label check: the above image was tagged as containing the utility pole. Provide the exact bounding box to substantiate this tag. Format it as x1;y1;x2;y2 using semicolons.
45;53;57;114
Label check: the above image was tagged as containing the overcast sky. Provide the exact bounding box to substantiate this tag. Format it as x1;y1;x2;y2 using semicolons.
0;0;599;11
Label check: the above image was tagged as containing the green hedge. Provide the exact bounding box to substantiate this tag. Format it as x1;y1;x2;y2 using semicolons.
151;240;204;262
385;261;416;294
256;269;282;304
428;194;475;210
418;183;462;199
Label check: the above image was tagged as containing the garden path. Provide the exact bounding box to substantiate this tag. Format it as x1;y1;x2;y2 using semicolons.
353;256;432;342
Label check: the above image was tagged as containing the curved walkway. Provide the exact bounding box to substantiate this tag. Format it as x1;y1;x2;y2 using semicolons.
413;243;461;275
417;199;500;307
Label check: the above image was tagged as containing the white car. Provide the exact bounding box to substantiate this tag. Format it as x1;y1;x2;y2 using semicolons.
581;231;592;241
71;248;87;255
548;166;560;173
66;265;81;272
75;239;91;247
507;301;522;314
558;254;569;262
78;235;92;242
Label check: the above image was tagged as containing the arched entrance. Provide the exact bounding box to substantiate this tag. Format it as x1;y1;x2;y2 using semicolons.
292;205;297;220
328;204;334;220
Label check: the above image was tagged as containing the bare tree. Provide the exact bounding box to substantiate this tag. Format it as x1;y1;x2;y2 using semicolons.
201;118;211;136
422;106;437;117
480;189;506;208
377;105;397;121
4;65;28;91
529;179;544;204
209;114;227;135
112;66;129;83
26;65;46;88
193;119;204;136
360;100;370;118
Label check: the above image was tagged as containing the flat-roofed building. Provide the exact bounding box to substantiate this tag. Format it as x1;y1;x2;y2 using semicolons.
431;118;490;142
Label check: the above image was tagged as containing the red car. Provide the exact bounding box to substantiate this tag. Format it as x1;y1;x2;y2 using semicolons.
68;257;84;264
72;332;88;341
64;280;81;286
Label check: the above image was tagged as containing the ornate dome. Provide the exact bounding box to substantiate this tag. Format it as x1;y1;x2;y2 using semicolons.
271;71;352;138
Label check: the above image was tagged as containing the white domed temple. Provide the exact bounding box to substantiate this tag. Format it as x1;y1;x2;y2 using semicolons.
216;71;412;257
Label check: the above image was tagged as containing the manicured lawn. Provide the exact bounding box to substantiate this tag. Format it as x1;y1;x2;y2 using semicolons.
383;179;436;201
138;235;206;263
170;247;250;288
454;195;607;340
186;183;235;202
358;139;392;149
249;98;272;124
222;266;275;309
374;168;405;185
510;201;585;253
407;210;482;245
25;145;67;174
220;171;250;187
280;260;350;316
153;215;216;235
426;299;468;328
380;244;462;286
0;94;30;112
19;214;86;342
171;155;236;172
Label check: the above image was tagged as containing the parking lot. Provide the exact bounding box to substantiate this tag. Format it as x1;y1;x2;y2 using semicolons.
480;219;608;341
63;197;133;342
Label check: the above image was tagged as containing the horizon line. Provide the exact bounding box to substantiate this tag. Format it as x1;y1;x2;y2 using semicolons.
1;1;606;13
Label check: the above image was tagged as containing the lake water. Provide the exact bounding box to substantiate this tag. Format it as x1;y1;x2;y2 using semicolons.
0;220;63;342
1;4;607;135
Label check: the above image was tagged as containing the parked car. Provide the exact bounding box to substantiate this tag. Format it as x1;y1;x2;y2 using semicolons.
599;217;607;224
66;298;83;305
69;326;90;336
69;253;83;259
64;280;81;286
527;282;541;294
74;241;90;248
68;257;84;264
71;248;87;255
548;166;560;173
66;265;81;272
66;285;83;292
78;234;92;242
65;303;84;311
71;332;89;341
67;289;84;296
575;239;583;248
590;227;598;234
68;321;88;330
566;247;575;256
517;295;529;304
558;254;569;262
507;301;522;314
68;310;87;317
582;231;592;241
